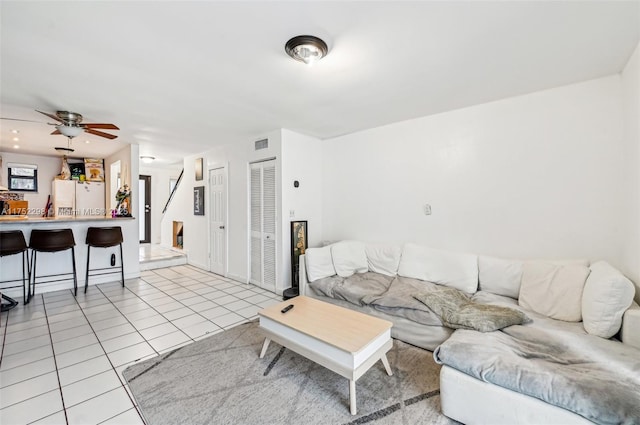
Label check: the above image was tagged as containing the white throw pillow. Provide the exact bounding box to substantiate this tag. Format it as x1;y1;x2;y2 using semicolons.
305;246;336;282
582;261;635;338
478;256;523;299
518;262;590;322
365;244;402;276
397;243;478;293
331;241;368;277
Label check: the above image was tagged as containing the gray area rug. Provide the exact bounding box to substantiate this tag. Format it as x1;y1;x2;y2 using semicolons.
123;321;458;425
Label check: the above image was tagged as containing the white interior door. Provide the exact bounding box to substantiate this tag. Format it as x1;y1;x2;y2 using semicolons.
209;167;226;275
250;160;276;292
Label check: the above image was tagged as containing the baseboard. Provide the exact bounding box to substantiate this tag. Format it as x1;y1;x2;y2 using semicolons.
1;271;141;299
226;273;248;284
188;260;209;271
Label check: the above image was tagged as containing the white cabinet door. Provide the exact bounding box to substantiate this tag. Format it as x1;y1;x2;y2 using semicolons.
249;160;276;292
52;180;75;217
209;168;226;276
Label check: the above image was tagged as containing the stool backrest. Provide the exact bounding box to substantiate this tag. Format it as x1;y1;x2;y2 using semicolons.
86;227;123;248
0;230;28;256
29;229;76;252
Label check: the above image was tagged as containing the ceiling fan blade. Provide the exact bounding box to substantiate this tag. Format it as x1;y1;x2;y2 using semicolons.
82;123;119;130
0;117;45;123
51;129;62;135
36;110;63;122
85;128;118;139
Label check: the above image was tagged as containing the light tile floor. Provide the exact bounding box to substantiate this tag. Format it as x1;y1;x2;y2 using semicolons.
0;265;282;424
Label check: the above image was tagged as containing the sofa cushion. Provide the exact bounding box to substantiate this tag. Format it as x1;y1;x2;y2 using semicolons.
305;246;336;282
398;243;478;293
582;261;635;338
365;244;402;276
478;256;523;299
518;262;590;322
331;241;368;277
414;286;529;332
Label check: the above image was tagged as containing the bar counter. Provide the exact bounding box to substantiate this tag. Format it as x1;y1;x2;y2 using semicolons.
0;215;135;223
0;215;140;298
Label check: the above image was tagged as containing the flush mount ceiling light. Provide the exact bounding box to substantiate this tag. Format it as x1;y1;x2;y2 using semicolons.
140;156;155;164
55;125;84;138
285;35;328;65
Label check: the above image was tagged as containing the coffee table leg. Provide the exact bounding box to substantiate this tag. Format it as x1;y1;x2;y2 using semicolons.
349;380;357;415
381;354;393;376
259;338;271;359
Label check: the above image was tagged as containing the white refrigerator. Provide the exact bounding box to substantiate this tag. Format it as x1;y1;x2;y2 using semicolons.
75;181;106;216
52;180;106;217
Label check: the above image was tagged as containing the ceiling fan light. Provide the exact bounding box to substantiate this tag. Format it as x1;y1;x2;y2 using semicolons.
56;125;84;138
285;35;328;65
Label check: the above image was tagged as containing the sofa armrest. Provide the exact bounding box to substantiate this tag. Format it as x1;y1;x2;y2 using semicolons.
620;302;640;350
299;254;309;296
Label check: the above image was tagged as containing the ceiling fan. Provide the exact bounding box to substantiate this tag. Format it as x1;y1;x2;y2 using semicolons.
36;110;119;140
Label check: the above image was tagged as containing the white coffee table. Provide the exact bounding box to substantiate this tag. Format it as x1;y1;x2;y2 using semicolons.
258;296;393;415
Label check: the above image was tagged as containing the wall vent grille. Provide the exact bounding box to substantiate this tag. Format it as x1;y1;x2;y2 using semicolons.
255;139;268;150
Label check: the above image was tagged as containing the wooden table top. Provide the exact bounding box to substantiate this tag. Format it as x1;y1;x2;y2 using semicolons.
259;296;392;354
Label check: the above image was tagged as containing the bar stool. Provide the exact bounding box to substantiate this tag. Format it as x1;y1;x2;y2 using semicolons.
0;230;29;311
29;229;78;297
85;227;124;293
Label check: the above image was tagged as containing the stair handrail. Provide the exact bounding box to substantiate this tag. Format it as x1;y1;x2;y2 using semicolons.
162;168;184;214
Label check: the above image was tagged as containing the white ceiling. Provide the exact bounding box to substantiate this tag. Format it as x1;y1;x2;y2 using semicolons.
1;1;638;165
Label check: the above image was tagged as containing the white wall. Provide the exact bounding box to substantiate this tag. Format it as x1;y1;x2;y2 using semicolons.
140;164;182;244
321;76;628;268
280;129;323;289
162;131;284;289
104;144;140;279
620;41;640;302
0;152;64;213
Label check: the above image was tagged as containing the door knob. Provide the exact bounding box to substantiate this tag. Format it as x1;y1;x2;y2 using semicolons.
219;225;225;229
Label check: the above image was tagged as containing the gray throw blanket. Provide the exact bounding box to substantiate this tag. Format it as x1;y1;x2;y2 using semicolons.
362;276;444;326
413;286;530;332
434;325;640;424
309;272;393;306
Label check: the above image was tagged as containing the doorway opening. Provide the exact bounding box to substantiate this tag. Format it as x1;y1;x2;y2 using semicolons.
139;175;151;243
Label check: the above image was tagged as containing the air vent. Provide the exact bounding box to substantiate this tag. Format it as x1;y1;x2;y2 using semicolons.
255;139;268;151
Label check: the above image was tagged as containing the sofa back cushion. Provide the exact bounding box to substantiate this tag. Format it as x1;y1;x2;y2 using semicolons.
478;256;523;299
305;246;336;282
398;243;478;293
582;261;635;338
365;244;402;276
518;262;590;322
331;241;368;277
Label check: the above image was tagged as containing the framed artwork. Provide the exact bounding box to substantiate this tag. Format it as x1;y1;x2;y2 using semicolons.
290;220;308;289
84;158;105;182
195;158;203;181
193;186;204;215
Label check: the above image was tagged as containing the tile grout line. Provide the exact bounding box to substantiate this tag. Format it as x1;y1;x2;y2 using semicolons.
0;309;10;370
71;286;147;424
41;292;70;425
2;265;282;424
96;279;194;355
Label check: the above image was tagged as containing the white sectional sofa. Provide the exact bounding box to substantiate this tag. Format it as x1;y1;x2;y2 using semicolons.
299;241;640;425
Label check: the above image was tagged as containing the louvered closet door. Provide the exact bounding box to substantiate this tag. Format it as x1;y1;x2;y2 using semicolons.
249;160;276;292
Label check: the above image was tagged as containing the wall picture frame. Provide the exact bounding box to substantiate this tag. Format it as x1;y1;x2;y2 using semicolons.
194;186;205;215
195;157;203;181
290;220;308;290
